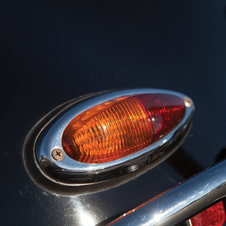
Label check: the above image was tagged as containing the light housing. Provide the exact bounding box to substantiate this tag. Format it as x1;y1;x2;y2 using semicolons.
33;89;194;185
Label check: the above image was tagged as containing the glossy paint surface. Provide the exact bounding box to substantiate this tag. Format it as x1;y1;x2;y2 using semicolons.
1;0;226;225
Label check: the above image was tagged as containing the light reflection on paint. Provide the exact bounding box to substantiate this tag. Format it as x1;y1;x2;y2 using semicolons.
79;212;95;226
70;198;96;226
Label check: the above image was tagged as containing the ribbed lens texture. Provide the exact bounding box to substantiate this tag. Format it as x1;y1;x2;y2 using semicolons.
62;94;185;163
190;201;226;226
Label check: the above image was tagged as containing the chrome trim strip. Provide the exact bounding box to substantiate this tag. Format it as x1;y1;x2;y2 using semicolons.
34;89;194;185
186;219;192;226
109;159;226;226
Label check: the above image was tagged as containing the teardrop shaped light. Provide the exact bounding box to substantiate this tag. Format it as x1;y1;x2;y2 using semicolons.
32;89;194;185
62;94;185;164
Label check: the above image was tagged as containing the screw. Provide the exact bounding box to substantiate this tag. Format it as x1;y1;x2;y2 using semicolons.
184;97;192;108
51;148;64;161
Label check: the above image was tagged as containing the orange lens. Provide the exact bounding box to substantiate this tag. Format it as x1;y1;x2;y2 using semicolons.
62;94;185;163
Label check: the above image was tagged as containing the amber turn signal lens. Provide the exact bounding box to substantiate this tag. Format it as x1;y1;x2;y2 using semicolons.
62;94;185;163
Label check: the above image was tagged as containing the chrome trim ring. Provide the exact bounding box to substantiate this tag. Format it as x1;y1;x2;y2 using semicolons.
34;89;195;185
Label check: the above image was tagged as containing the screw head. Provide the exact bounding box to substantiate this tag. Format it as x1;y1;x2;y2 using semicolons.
184;97;192;108
51;148;64;161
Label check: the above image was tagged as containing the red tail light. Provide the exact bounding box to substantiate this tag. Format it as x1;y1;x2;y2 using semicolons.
190;201;226;226
62;94;185;163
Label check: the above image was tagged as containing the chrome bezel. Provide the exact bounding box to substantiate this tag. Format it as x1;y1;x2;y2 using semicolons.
34;89;194;185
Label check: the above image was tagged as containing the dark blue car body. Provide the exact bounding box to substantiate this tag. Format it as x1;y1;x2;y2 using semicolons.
1;1;226;225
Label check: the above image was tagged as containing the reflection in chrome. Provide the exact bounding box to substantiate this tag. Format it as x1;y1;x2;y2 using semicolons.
185;219;192;226
34;89;194;185
109;159;226;226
